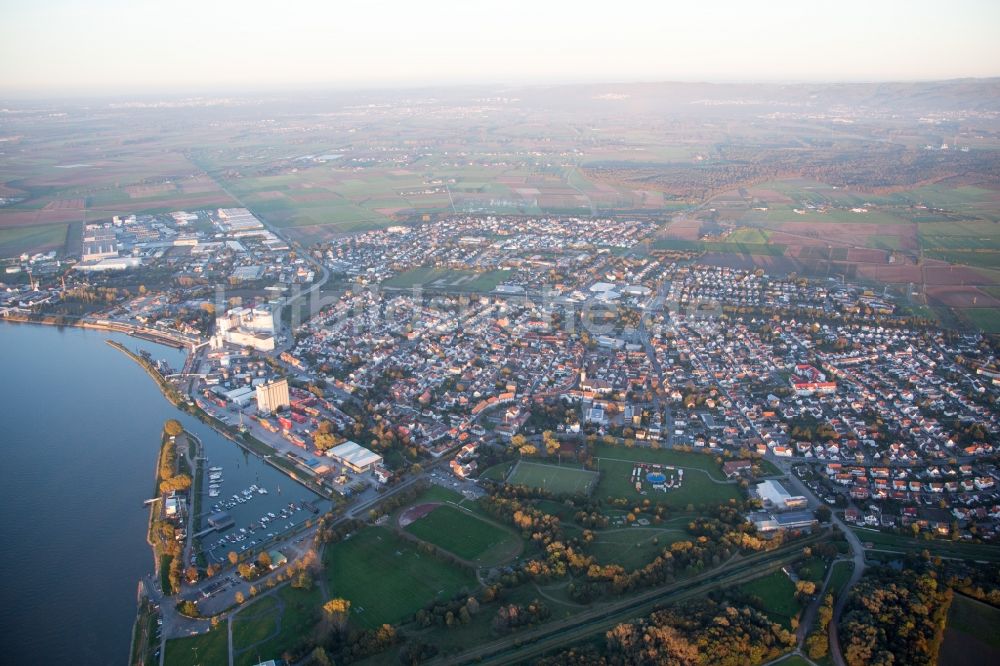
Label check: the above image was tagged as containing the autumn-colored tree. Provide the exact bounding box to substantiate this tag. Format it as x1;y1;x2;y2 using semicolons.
323;597;351;632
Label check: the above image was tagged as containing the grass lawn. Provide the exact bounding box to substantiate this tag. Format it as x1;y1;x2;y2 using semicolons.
796;556;829;583
405;504;521;565
507;460;599;495
479;460;515;482
773;655;813;666
584;527;687;570
852;527;1000;562
827;561;854;600
594;458;740;509
233;595;280;652
938;594;1000;666
738;569;801;630
163;626;229;666
323;527;477;629
945;594;1000;648
594;444;728;480
232;585;323;666
383;267;510;292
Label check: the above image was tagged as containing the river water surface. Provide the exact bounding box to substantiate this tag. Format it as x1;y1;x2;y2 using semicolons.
0;323;326;664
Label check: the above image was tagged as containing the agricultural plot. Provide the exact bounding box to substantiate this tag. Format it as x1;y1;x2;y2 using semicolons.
507;460;599;496
0;222;68;257
403;504;521;565
960;308;1000;334
323;527;477;629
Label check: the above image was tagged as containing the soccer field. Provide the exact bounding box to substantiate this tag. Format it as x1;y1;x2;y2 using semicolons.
507;460;599;496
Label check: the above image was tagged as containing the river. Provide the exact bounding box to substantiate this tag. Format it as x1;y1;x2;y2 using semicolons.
0;323;327;664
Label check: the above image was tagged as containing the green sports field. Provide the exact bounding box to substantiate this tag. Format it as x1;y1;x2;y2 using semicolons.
404;504;521;565
323;527;477;629
507;460;599;495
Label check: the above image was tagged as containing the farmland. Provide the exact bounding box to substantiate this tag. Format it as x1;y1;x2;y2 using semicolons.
507;460;600;496
322;527;477;629
403;504;521;565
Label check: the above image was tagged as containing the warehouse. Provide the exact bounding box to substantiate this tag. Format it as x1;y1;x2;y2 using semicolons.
325;441;383;473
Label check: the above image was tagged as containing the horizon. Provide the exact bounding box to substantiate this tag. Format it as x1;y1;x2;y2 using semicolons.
2;74;999;104
2;0;999;96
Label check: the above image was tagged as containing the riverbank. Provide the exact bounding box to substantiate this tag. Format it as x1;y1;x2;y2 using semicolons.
3;311;196;349
105;339;331;500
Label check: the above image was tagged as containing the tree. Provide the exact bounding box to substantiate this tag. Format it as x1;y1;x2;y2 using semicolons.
227;551;239;566
163;419;183;437
257;551;272;569
323;597;351;632
234;591;245;604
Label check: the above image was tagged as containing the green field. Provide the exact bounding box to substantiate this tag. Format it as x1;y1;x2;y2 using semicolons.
594;459;740;508
961;308;1000;334
507;460;600;495
938;594;1000;666
0;223;68;258
594;444;728;479
584;526;688;570
383;266;511;292
163;626;229;666
827;561;854;600
480;460;516;483
323;527;477;629
653;237;787;256
852;527;1000;562
592;445;741;508
944;594;1000;649
737;568;801;629
796;556;829;583
405;504;521;565
231;585;322;666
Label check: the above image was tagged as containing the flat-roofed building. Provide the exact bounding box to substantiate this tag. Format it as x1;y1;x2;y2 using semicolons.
325;440;383;473
754;480;807;512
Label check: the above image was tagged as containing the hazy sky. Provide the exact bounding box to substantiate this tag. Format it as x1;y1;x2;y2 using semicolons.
1;0;999;95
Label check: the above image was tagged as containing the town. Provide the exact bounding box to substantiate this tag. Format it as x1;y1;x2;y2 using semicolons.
3;207;999;666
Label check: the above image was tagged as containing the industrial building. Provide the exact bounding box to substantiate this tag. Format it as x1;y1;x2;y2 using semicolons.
256;378;290;414
747;510;817;533
213;305;277;351
753;480;808;511
325;441;383;473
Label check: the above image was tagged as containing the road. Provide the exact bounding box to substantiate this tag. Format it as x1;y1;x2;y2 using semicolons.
778;462;866;666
